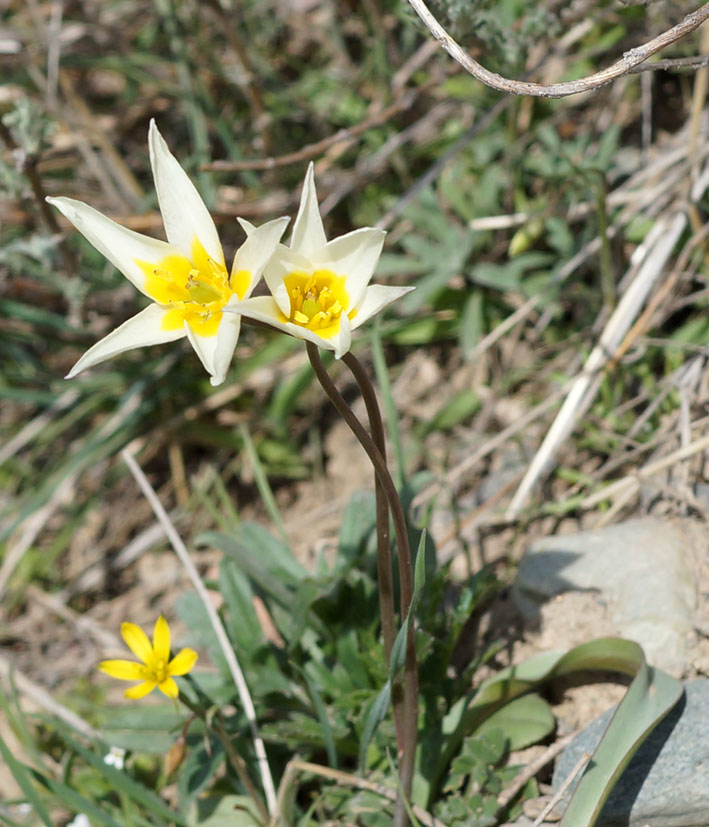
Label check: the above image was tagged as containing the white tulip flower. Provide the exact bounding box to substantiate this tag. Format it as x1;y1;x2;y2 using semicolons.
48;120;288;386
229;163;413;358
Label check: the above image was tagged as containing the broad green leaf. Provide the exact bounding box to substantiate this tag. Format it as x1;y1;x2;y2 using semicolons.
476;693;555;752
425;637;682;813
99;706;186;754
561;662;681;826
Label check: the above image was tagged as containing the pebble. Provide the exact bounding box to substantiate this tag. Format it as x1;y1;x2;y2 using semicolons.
513;517;698;676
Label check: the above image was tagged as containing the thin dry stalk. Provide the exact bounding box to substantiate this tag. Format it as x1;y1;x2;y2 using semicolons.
506;210;688;518
532;751;591;826
581;430;709;510
406;1;709;98
121;450;277;815
495;731;578;815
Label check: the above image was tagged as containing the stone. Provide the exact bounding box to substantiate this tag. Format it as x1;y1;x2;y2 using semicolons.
513;517;699;676
553;679;709;826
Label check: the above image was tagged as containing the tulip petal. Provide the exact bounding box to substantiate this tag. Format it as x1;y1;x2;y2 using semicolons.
262;245;313;317
290;162;327;257
331;313;352;359
184;312;241;386
120;622;153;663
148;120;224;267
66;304;186;379
231;217;290;299
125;681;156;700
168;647;198;676
350;285;415;330
47;196;175;297
158;677;179;699
152;615;170;663
98;660;145;681
312;227;386;309
236;217;257;236
232;296;341;353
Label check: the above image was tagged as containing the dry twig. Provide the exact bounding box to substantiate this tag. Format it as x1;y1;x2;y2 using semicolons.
406;1;709;98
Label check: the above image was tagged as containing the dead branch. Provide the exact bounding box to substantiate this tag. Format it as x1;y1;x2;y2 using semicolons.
406;1;709;98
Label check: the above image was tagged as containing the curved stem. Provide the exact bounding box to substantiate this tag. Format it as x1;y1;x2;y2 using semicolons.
341;353;402;750
306;343;418;825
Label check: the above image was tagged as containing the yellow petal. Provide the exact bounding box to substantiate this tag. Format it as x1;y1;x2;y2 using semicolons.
98;659;145;681
168;648;198;676
120;622;153;663
124;681;157;700
152;615;171;663
158;677;179;699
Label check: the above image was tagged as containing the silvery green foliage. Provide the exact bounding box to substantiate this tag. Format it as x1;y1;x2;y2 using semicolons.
0;98;55;199
431;0;560;72
2;97;54;156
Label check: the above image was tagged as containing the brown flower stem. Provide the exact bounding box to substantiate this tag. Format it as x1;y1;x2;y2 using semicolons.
342;351;403;753
306;342;418;827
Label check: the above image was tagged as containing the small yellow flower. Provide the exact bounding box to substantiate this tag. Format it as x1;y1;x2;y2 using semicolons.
99;616;197;700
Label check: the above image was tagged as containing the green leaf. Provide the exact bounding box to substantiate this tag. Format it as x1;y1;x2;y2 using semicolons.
218;557;263;656
358;682;391;770
39;775;123;827
178;736;224;810
561;662;681;826
426;637;682;813
302;669;338;769
0;733;53;826
476;693;555;752
421;389;480;435
337;491;377;570
460;290;484;361
191;794;262;826
58;731;190;825
389;531;427;681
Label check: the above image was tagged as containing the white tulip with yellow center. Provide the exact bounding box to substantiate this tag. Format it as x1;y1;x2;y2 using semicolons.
229;163;414;357
48;120;289;386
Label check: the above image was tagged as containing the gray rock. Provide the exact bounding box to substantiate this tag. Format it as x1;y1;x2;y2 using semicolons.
513;517;697;675
553;679;709;827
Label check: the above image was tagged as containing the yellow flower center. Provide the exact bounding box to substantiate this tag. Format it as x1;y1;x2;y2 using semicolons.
284;270;350;337
143;654;169;684
137;238;250;337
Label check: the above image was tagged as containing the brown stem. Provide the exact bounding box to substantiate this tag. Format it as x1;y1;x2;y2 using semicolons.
306;343;418;827
342;351;403;753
